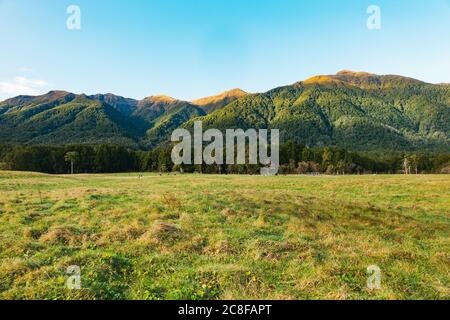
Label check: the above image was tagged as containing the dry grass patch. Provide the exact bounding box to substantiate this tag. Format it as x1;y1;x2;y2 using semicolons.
98;224;147;245
39;226;85;245
139;221;183;244
221;208;237;217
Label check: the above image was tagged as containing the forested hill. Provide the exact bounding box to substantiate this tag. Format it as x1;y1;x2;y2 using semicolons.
0;71;449;151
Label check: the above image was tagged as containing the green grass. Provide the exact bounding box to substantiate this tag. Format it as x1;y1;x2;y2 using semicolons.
0;171;449;300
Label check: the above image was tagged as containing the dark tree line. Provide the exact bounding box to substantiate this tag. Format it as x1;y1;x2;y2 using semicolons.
0;145;136;174
0;143;449;174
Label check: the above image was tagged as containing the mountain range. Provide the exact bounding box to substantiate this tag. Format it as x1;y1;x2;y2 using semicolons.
0;71;449;151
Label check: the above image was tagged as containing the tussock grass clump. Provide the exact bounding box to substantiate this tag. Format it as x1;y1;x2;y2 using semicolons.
23;225;48;239
99;224;146;244
221;208;237;217
204;239;234;256
161;193;182;211
140;221;183;244
39;226;82;245
0;258;29;279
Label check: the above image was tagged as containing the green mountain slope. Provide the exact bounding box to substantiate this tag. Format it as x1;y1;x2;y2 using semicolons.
142;103;206;147
0;92;206;148
0;95;144;146
0;71;448;151
184;71;450;151
89;93;138;116
131;95;207;147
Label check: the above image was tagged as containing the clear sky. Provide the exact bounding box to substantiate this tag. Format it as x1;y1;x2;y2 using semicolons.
0;0;449;101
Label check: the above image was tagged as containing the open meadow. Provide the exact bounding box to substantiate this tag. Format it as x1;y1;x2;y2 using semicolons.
0;172;448;300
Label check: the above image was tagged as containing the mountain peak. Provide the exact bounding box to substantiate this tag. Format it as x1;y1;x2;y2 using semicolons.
303;75;341;85
143;95;178;104
336;70;375;76
192;88;247;105
304;71;377;84
192;88;248;113
302;71;425;87
224;88;247;96
39;90;74;99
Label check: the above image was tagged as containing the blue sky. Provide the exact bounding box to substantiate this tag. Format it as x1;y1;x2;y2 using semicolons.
0;0;449;101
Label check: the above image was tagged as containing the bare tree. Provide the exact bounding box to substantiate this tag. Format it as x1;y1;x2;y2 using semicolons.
65;152;79;174
403;157;410;175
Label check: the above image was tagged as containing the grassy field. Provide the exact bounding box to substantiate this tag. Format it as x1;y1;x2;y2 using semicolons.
0;171;448;300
